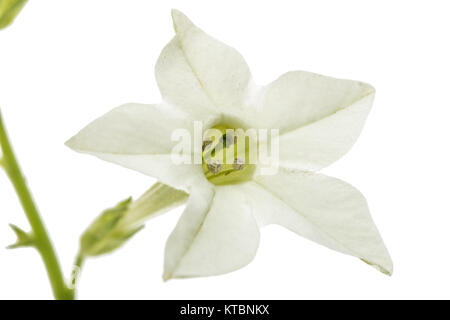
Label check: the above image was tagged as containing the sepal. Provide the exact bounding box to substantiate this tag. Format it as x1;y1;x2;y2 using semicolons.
78;183;188;258
80;197;142;257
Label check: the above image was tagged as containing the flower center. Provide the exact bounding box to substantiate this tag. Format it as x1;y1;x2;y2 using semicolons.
202;124;255;185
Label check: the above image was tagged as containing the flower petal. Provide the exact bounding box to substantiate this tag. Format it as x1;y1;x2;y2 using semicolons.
244;170;392;275
163;183;260;280
155;10;252;116
66;103;204;191
259;71;375;171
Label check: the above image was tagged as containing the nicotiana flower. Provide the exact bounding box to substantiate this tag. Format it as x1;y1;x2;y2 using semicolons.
67;9;392;279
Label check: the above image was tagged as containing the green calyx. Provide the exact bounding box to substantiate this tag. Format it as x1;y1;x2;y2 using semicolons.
0;0;28;30
79;183;188;258
79;197;139;257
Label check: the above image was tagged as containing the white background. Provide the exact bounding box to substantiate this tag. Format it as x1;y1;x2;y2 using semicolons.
0;0;449;299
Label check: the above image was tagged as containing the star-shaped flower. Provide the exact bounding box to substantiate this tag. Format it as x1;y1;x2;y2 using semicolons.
67;10;392;279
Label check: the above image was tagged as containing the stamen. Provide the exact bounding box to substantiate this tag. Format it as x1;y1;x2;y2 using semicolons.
202;124;255;185
233;157;245;170
222;133;234;148
202;139;212;151
207;159;222;175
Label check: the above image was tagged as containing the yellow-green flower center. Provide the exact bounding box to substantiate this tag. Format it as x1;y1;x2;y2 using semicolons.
202;125;255;185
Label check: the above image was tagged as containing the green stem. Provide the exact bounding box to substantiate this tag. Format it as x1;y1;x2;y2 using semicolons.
70;252;84;296
0;110;74;300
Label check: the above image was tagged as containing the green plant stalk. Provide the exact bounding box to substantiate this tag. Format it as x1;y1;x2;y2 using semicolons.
70;252;84;295
0;110;74;300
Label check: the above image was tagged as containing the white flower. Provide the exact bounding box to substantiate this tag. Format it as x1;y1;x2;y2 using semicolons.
67;9;392;280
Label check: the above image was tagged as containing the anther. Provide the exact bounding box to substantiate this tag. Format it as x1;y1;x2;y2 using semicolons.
207;159;222;175
233;158;245;170
202;139;212;151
